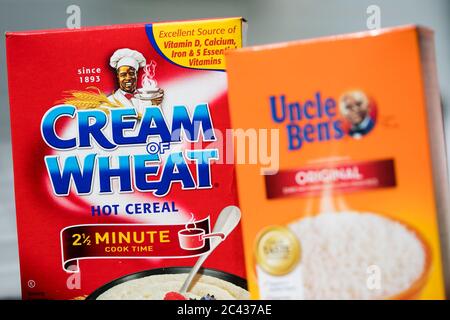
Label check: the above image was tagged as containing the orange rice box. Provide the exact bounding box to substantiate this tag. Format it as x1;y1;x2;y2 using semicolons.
225;26;449;299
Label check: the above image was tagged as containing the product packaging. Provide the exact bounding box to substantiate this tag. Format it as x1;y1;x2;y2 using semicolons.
6;17;248;300
225;25;449;300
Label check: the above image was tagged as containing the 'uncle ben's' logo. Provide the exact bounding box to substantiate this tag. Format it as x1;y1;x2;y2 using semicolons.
270;89;377;150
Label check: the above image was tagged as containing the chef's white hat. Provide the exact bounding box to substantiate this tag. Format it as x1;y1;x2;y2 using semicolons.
110;48;146;70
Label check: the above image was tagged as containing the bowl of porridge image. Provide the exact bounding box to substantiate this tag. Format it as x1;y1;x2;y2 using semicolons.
86;267;249;300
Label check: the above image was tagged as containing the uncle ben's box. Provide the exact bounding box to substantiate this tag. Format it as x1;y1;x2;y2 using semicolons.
225;26;450;299
6;17;249;300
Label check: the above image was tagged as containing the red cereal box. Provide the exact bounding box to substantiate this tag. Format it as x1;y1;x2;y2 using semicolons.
6;17;248;300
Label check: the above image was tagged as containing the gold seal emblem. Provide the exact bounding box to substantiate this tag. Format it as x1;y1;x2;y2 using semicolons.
255;226;301;276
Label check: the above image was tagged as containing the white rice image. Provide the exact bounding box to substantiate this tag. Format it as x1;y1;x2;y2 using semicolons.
96;273;249;300
288;211;427;299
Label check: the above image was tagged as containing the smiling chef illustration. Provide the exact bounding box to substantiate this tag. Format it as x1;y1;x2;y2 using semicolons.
108;48;164;113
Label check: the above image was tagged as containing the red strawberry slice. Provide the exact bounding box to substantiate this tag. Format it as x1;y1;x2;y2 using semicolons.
164;291;187;300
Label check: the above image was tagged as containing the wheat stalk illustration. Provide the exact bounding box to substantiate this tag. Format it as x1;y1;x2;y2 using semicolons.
58;86;125;115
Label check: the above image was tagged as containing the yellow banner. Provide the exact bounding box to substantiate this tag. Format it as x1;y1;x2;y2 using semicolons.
150;18;243;70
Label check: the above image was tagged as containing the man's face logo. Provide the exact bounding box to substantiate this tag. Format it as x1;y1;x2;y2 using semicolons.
117;66;137;93
340;92;369;126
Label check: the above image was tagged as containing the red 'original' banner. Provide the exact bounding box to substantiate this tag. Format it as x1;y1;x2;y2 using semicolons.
265;159;396;199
